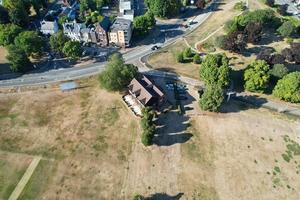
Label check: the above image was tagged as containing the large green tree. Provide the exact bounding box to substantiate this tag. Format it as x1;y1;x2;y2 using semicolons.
0;24;22;46
99;54;138;91
49;31;70;54
62;41;83;59
273;72;300;103
244;60;270;92
14;31;45;57
4;0;29;27
0;5;10;24
133;11;156;36
145;0;182;18
277;21;296;38
6;45;32;72
199;84;224;112
199;54;230;88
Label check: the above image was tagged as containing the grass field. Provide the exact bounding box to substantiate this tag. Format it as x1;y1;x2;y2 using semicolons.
0;152;32;199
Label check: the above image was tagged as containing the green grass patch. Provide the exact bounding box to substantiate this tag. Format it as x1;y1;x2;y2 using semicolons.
274;166;281;174
18;160;56;200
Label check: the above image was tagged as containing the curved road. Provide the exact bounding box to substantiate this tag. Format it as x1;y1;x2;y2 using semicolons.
0;2;218;87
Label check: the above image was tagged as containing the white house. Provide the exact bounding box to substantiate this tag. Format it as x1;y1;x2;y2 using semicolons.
40;20;59;35
63;21;86;41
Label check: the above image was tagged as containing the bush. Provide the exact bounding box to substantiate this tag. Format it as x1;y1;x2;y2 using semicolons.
132;195;145;200
269;64;288;79
234;1;246;11
277;4;288;16
273;72;300;103
183;47;194;58
140;107;156;146
6;45;32;73
244;60;270;92
193;54;202;64
176;52;184;63
265;0;275;7
277;21;296;38
281;48;294;62
141;131;153;146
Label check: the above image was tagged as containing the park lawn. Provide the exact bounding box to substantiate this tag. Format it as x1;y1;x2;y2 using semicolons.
0;152;32;200
0;77;140;199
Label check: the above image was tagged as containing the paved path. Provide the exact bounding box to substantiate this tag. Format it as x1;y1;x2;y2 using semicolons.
8;156;42;200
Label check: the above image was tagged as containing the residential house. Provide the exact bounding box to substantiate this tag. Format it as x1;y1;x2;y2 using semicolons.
128;75;166;108
109;18;132;47
63;21;86;41
40;20;59;35
94;16;110;46
62;0;77;7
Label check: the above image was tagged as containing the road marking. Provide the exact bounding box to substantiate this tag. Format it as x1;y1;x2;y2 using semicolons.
8;156;42;200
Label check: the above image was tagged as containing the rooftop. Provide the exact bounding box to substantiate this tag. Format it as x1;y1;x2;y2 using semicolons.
110;18;132;31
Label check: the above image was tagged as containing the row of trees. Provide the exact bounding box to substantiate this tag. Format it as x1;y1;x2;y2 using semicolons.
141;107;156;146
199;54;230;112
144;0;182;18
176;47;201;64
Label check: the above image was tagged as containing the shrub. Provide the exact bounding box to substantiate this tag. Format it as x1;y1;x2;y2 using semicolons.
281;48;294;62
199;84;224;112
265;0;275;7
244;60;270;92
176;51;184;63
273;72;300;103
193;54;202;64
277;21;296;37
269;64;288;79
183;47;194;58
132;195;145;200
234;1;246;11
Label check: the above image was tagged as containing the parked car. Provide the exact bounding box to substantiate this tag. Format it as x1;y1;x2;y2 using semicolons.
151;45;161;50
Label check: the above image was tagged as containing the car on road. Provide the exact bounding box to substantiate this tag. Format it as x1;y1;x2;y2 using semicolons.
151;45;161;51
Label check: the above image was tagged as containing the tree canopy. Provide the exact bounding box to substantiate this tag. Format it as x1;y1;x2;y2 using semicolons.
277;21;296;38
0;23;22;46
244;60;270;92
99;54;138;91
6;45;32;72
199;53;230;88
50;31;70;54
145;0;182;18
273;72;300;103
0;5;10;24
3;0;30;27
62;41;83;59
199;84;224;112
133;11;155;36
14;31;45;57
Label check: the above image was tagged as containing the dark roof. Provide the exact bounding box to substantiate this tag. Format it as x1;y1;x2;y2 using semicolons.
98;16;110;31
128;75;165;106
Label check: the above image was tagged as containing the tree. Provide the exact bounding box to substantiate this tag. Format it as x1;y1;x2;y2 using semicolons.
62;41;82;59
277;4;288;16
199;84;224;112
176;52;184;63
291;43;300;64
244;60;270;92
281;48;294;62
224;31;247;53
145;0;182;18
269;64;288;80
270;54;285;65
0;5;10;24
133;11;155;36
14;31;45;57
132;194;145;200
273;72;300;103
265;0;275;7
141;107;156;146
6;45;32;72
199;54;230;88
49;31;70;54
4;0;29;27
145;11;156;28
193;54;202;64
277;21;296;37
0;23;22;46
58;15;68;28
244;22;263;43
99;54;138;91
224;19;239;34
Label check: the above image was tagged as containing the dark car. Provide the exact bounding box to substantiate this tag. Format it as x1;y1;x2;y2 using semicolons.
151;45;160;50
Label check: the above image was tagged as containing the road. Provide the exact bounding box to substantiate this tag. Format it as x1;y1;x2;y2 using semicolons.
276;0;299;14
0;1;218;87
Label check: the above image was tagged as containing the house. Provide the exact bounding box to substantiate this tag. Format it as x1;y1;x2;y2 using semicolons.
63;21;86;41
62;0;77;7
40;20;59;35
94;16;110;46
128;75;166;107
109;18;132;47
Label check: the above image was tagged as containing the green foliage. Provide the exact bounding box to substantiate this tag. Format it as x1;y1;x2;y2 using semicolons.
0;23;22;46
199;84;224;112
14;31;45;57
58;15;68;27
4;0;29;27
132;194;145;200
0;5;10;24
176;51;184;63
6;45;32;72
234;1;246;11
85;11;104;24
49;31;70;54
244;60;270;92
133;11;155;36
224;19;239;34
277;21;296;38
99;54;138;91
214;35;227;49
193;54;202;64
199;53;230;88
145;0;182;18
272;72;300;103
269;64;288;79
183;47;194;58
236;9;277;28
62;41;83;59
141;107;156;146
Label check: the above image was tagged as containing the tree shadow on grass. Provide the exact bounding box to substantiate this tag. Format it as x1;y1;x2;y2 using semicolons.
146;192;184;200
